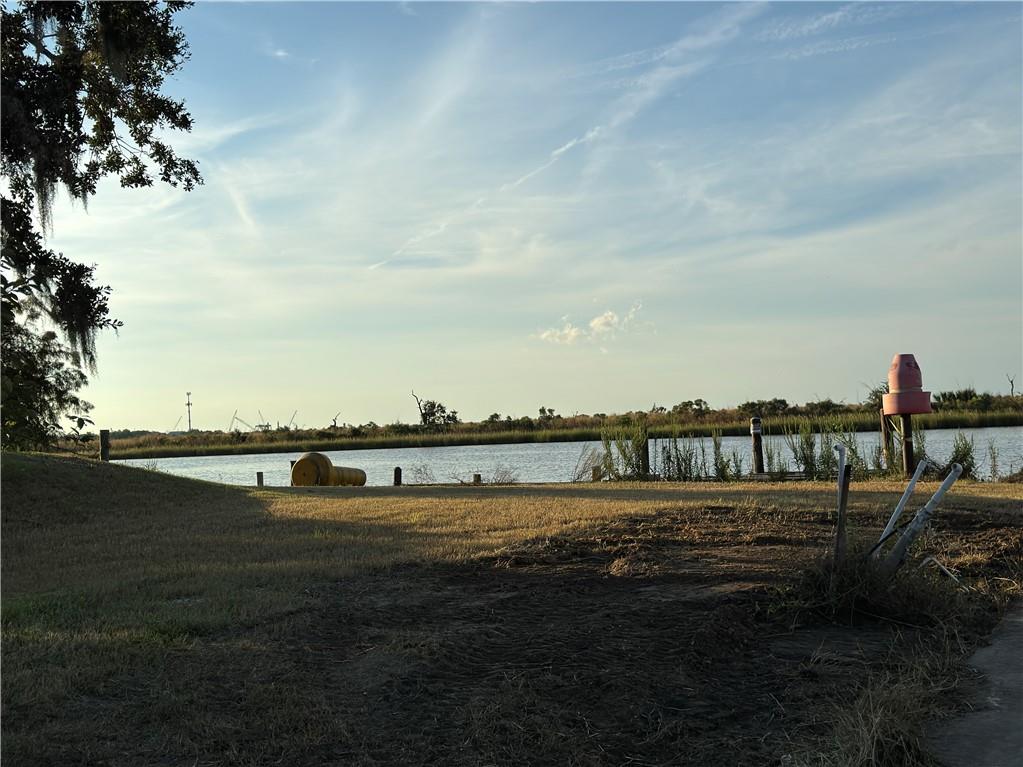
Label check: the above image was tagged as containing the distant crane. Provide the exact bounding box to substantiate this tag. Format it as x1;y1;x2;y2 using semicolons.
256;410;271;432
331;412;341;428
227;410;256;432
169;415;183;432
287;410;297;429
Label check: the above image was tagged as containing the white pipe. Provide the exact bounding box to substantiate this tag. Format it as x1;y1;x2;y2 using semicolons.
879;463;962;580
873;458;930;559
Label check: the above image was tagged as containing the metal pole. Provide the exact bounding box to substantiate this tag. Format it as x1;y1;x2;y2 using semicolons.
186;392;192;432
879;409;892;472
640;429;651;479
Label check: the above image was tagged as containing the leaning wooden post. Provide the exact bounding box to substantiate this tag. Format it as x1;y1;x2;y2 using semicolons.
256;471;264;487
833;463;852;570
900;414;915;478
99;429;110;461
393;467;402;486
750;417;764;474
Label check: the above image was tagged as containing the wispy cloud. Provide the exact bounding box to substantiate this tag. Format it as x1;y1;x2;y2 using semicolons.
756;4;905;42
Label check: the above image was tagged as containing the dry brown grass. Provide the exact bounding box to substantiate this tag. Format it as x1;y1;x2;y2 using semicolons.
2;453;1021;766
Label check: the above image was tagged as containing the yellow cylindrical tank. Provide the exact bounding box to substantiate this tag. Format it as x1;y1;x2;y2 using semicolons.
291;452;367;487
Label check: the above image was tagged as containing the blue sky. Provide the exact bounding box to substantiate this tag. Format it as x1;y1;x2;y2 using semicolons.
47;2;1022;431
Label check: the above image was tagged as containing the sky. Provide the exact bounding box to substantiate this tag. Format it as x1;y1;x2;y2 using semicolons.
44;1;1023;432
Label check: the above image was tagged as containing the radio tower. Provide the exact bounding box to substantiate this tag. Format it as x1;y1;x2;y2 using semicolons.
186;392;193;432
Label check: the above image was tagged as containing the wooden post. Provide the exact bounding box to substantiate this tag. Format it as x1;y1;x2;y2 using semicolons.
750;417;764;474
394;467;402;486
592;466;602;482
879;409;892;472
256;471;264;487
900;414;915;478
289;460;296;487
640;429;650;479
833;464;852;569
99;429;110;461
472;473;482;485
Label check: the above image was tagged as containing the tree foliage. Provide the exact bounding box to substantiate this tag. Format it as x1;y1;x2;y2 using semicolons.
411;390;460;428
1;1;201;448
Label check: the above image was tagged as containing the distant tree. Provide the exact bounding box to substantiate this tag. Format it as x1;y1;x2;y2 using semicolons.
411;390;459;427
737;399;790;418
862;381;888;412
670;399;710;418
2;1;201;448
803;398;843;416
537;406;558;426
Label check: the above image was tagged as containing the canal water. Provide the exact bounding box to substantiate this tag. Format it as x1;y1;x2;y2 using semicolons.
116;426;1023;487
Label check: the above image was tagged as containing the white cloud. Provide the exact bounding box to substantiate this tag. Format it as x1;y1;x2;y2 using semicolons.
536;304;644;346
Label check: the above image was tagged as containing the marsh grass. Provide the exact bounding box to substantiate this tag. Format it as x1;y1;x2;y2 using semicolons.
105;410;1023;459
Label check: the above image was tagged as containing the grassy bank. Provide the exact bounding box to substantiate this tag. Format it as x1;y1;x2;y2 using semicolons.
105;409;1023;459
3;453;1020;765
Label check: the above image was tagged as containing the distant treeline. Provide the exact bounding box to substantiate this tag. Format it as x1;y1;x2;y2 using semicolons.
94;388;1022;459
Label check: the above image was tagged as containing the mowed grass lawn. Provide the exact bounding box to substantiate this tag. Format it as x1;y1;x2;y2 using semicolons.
2;453;1021;766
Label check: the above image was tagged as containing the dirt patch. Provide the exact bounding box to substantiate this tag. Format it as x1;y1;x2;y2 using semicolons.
6;497;1020;766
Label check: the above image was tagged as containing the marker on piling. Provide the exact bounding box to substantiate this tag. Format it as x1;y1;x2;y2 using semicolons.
881;354;932;478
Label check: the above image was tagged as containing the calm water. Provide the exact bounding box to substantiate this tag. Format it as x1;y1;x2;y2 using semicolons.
116;426;1023;486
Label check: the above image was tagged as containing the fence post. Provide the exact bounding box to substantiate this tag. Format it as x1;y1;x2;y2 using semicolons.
99;429;110;461
256;471;264;488
833;464;852;570
750;417;764;474
394;467;402;486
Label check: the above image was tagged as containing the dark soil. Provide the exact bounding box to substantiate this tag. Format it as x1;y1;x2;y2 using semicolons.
8;502;1021;767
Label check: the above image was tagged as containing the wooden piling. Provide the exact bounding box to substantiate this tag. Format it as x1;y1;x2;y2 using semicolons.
472;473;482;486
394;467;402;486
750;417;764;474
289;460;296;487
900;414;915;478
256;471;264;488
99;429;110;461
